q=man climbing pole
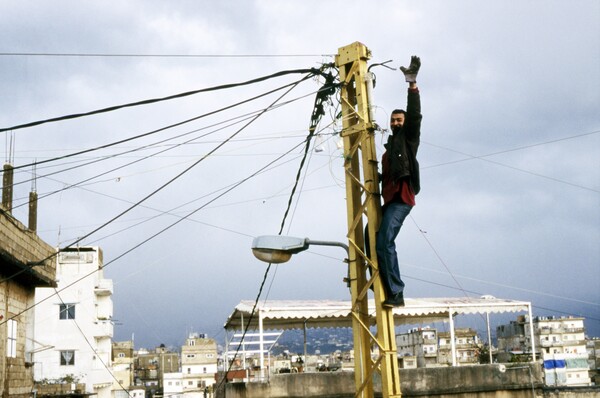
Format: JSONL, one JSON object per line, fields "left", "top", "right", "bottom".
{"left": 376, "top": 55, "right": 422, "bottom": 308}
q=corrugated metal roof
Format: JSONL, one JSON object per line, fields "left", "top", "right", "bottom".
{"left": 223, "top": 297, "right": 531, "bottom": 331}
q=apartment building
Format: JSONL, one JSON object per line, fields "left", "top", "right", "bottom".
{"left": 112, "top": 340, "right": 134, "bottom": 398}
{"left": 33, "top": 246, "right": 114, "bottom": 398}
{"left": 497, "top": 315, "right": 591, "bottom": 386}
{"left": 134, "top": 345, "right": 179, "bottom": 390}
{"left": 396, "top": 326, "right": 438, "bottom": 368}
{"left": 180, "top": 333, "right": 218, "bottom": 397}
{"left": 163, "top": 372, "right": 183, "bottom": 398}
{"left": 587, "top": 338, "right": 600, "bottom": 385}
{"left": 438, "top": 328, "right": 480, "bottom": 365}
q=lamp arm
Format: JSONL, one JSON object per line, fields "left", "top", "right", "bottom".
{"left": 306, "top": 239, "right": 349, "bottom": 257}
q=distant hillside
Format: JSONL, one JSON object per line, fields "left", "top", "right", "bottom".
{"left": 271, "top": 327, "right": 353, "bottom": 355}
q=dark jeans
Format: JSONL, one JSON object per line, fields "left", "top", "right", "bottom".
{"left": 375, "top": 202, "right": 412, "bottom": 297}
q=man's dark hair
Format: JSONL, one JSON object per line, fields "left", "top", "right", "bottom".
{"left": 391, "top": 109, "right": 406, "bottom": 115}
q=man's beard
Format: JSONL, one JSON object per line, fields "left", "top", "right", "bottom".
{"left": 392, "top": 125, "right": 403, "bottom": 134}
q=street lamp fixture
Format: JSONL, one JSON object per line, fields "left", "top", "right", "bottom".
{"left": 251, "top": 235, "right": 349, "bottom": 264}
{"left": 250, "top": 234, "right": 350, "bottom": 374}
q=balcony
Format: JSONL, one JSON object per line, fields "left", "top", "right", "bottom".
{"left": 564, "top": 327, "right": 585, "bottom": 333}
{"left": 561, "top": 340, "right": 587, "bottom": 347}
{"left": 95, "top": 279, "right": 113, "bottom": 296}
{"left": 93, "top": 319, "right": 114, "bottom": 338}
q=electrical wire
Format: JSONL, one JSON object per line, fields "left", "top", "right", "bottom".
{"left": 9, "top": 101, "right": 294, "bottom": 210}
{"left": 401, "top": 261, "right": 599, "bottom": 307}
{"left": 216, "top": 71, "right": 340, "bottom": 392}
{"left": 84, "top": 153, "right": 306, "bottom": 246}
{"left": 35, "top": 152, "right": 306, "bottom": 247}
{"left": 0, "top": 73, "right": 312, "bottom": 287}
{"left": 410, "top": 215, "right": 471, "bottom": 298}
{"left": 8, "top": 109, "right": 313, "bottom": 212}
{"left": 9, "top": 76, "right": 314, "bottom": 170}
{"left": 8, "top": 98, "right": 270, "bottom": 179}
{"left": 9, "top": 84, "right": 328, "bottom": 216}
{"left": 0, "top": 130, "right": 310, "bottom": 327}
{"left": 425, "top": 129, "right": 600, "bottom": 169}
{"left": 0, "top": 52, "right": 335, "bottom": 58}
{"left": 53, "top": 288, "right": 133, "bottom": 397}
{"left": 421, "top": 130, "right": 600, "bottom": 193}
{"left": 402, "top": 274, "right": 599, "bottom": 323}
{"left": 1, "top": 67, "right": 326, "bottom": 134}
{"left": 10, "top": 84, "right": 322, "bottom": 194}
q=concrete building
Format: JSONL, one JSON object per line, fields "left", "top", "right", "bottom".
{"left": 180, "top": 333, "right": 218, "bottom": 397}
{"left": 112, "top": 341, "right": 134, "bottom": 398}
{"left": 587, "top": 338, "right": 600, "bottom": 385}
{"left": 1, "top": 167, "right": 57, "bottom": 398}
{"left": 396, "top": 326, "right": 438, "bottom": 368}
{"left": 497, "top": 315, "right": 591, "bottom": 386}
{"left": 33, "top": 246, "right": 114, "bottom": 398}
{"left": 135, "top": 345, "right": 179, "bottom": 391}
{"left": 438, "top": 328, "right": 480, "bottom": 365}
{"left": 163, "top": 372, "right": 183, "bottom": 398}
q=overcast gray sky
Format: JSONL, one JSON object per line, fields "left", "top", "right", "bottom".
{"left": 1, "top": 0, "right": 598, "bottom": 349}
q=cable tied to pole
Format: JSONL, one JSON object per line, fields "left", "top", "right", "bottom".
{"left": 308, "top": 63, "right": 339, "bottom": 135}
{"left": 278, "top": 64, "right": 339, "bottom": 234}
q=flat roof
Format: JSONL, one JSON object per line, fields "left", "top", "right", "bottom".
{"left": 224, "top": 297, "right": 531, "bottom": 331}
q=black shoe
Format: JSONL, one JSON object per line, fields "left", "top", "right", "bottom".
{"left": 382, "top": 292, "right": 405, "bottom": 308}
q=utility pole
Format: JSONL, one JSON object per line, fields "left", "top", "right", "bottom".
{"left": 336, "top": 42, "right": 402, "bottom": 398}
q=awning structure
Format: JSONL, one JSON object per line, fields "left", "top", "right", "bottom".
{"left": 224, "top": 297, "right": 532, "bottom": 331}
{"left": 223, "top": 297, "right": 536, "bottom": 369}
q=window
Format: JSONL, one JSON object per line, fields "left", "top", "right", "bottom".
{"left": 7, "top": 319, "right": 17, "bottom": 358}
{"left": 118, "top": 353, "right": 125, "bottom": 358}
{"left": 60, "top": 350, "right": 75, "bottom": 365}
{"left": 59, "top": 304, "right": 76, "bottom": 320}
{"left": 203, "top": 367, "right": 207, "bottom": 373}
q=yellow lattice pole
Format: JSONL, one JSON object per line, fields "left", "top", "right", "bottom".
{"left": 335, "top": 42, "right": 401, "bottom": 398}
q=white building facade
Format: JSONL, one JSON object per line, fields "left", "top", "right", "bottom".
{"left": 33, "top": 247, "right": 114, "bottom": 398}
{"left": 438, "top": 328, "right": 480, "bottom": 365}
{"left": 396, "top": 327, "right": 439, "bottom": 368}
{"left": 180, "top": 333, "right": 218, "bottom": 398}
{"left": 163, "top": 372, "right": 184, "bottom": 398}
{"left": 497, "top": 315, "right": 591, "bottom": 386}
{"left": 536, "top": 316, "right": 591, "bottom": 386}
